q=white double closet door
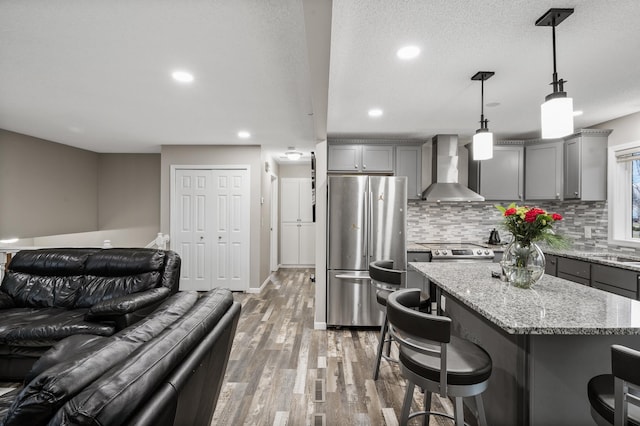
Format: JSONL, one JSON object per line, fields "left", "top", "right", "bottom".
{"left": 172, "top": 167, "right": 250, "bottom": 292}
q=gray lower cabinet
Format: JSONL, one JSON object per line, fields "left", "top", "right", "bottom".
{"left": 407, "top": 251, "right": 431, "bottom": 296}
{"left": 545, "top": 254, "right": 558, "bottom": 276}
{"left": 557, "top": 257, "right": 591, "bottom": 286}
{"left": 468, "top": 144, "right": 524, "bottom": 201}
{"left": 592, "top": 264, "right": 639, "bottom": 299}
{"left": 525, "top": 139, "right": 564, "bottom": 200}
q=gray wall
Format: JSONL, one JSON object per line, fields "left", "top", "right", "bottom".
{"left": 160, "top": 145, "right": 263, "bottom": 289}
{"left": 279, "top": 163, "right": 311, "bottom": 179}
{"left": 98, "top": 154, "right": 160, "bottom": 230}
{"left": 595, "top": 110, "right": 640, "bottom": 147}
{"left": 0, "top": 129, "right": 98, "bottom": 239}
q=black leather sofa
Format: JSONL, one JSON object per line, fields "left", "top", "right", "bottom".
{"left": 0, "top": 288, "right": 241, "bottom": 426}
{"left": 0, "top": 248, "right": 181, "bottom": 380}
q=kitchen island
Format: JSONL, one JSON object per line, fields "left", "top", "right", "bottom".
{"left": 409, "top": 262, "right": 640, "bottom": 426}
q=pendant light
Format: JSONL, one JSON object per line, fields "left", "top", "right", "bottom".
{"left": 536, "top": 8, "right": 574, "bottom": 139}
{"left": 471, "top": 71, "right": 495, "bottom": 161}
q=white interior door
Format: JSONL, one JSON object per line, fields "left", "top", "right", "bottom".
{"left": 174, "top": 169, "right": 214, "bottom": 291}
{"left": 212, "top": 169, "right": 250, "bottom": 291}
{"left": 173, "top": 167, "right": 250, "bottom": 292}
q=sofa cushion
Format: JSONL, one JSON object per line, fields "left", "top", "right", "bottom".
{"left": 6, "top": 249, "right": 95, "bottom": 276}
{"left": 71, "top": 249, "right": 168, "bottom": 308}
{"left": 73, "top": 272, "right": 160, "bottom": 308}
{"left": 0, "top": 308, "right": 115, "bottom": 346}
{"left": 52, "top": 289, "right": 233, "bottom": 425}
{"left": 1, "top": 272, "right": 83, "bottom": 309}
{"left": 0, "top": 291, "right": 199, "bottom": 426}
{"left": 83, "top": 249, "right": 166, "bottom": 276}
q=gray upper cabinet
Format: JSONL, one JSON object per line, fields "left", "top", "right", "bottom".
{"left": 563, "top": 129, "right": 611, "bottom": 201}
{"left": 525, "top": 139, "right": 564, "bottom": 200}
{"left": 328, "top": 144, "right": 393, "bottom": 173}
{"left": 468, "top": 143, "right": 524, "bottom": 201}
{"left": 328, "top": 145, "right": 361, "bottom": 172}
{"left": 395, "top": 145, "right": 422, "bottom": 199}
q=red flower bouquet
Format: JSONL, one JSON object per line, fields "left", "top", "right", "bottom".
{"left": 497, "top": 203, "right": 567, "bottom": 248}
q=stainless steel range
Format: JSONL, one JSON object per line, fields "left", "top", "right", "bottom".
{"left": 423, "top": 243, "right": 494, "bottom": 262}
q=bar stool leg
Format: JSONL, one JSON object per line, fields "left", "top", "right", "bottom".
{"left": 454, "top": 397, "right": 464, "bottom": 426}
{"left": 373, "top": 311, "right": 388, "bottom": 380}
{"left": 475, "top": 394, "right": 488, "bottom": 426}
{"left": 422, "top": 390, "right": 432, "bottom": 426}
{"left": 400, "top": 380, "right": 415, "bottom": 425}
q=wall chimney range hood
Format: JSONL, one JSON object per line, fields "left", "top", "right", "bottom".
{"left": 421, "top": 134, "right": 485, "bottom": 202}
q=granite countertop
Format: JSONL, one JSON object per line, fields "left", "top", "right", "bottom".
{"left": 408, "top": 241, "right": 640, "bottom": 271}
{"left": 409, "top": 262, "right": 640, "bottom": 336}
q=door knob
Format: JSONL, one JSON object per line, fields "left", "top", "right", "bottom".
{"left": 199, "top": 236, "right": 204, "bottom": 240}
{"left": 218, "top": 236, "right": 222, "bottom": 239}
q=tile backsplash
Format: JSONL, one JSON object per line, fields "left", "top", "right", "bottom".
{"left": 407, "top": 200, "right": 640, "bottom": 255}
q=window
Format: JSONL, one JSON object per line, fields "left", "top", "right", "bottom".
{"left": 610, "top": 142, "right": 640, "bottom": 247}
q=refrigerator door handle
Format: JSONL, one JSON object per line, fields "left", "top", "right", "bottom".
{"left": 335, "top": 274, "right": 371, "bottom": 280}
{"left": 363, "top": 190, "right": 368, "bottom": 262}
{"left": 368, "top": 190, "right": 373, "bottom": 263}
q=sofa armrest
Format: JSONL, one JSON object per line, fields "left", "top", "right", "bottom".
{"left": 86, "top": 287, "right": 172, "bottom": 320}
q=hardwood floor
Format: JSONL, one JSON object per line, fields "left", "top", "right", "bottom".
{"left": 212, "top": 268, "right": 454, "bottom": 425}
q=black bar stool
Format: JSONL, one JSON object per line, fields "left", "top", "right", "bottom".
{"left": 588, "top": 344, "right": 640, "bottom": 425}
{"left": 387, "top": 288, "right": 492, "bottom": 426}
{"left": 369, "top": 261, "right": 430, "bottom": 381}
{"left": 369, "top": 260, "right": 404, "bottom": 380}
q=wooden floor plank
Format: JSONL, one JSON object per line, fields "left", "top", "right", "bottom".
{"left": 211, "top": 268, "right": 458, "bottom": 425}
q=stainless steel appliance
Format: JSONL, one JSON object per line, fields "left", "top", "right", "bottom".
{"left": 424, "top": 243, "right": 494, "bottom": 262}
{"left": 421, "top": 134, "right": 485, "bottom": 202}
{"left": 327, "top": 175, "right": 407, "bottom": 327}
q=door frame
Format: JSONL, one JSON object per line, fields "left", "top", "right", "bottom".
{"left": 270, "top": 173, "right": 279, "bottom": 272}
{"left": 170, "top": 164, "right": 251, "bottom": 290}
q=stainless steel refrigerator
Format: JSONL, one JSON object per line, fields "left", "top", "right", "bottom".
{"left": 327, "top": 175, "right": 407, "bottom": 326}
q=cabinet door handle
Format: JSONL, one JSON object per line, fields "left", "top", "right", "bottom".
{"left": 354, "top": 164, "right": 359, "bottom": 169}
{"left": 363, "top": 164, "right": 367, "bottom": 169}
{"left": 574, "top": 191, "right": 579, "bottom": 196}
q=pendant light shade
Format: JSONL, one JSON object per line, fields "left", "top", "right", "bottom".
{"left": 536, "top": 8, "right": 574, "bottom": 139}
{"left": 471, "top": 71, "right": 495, "bottom": 161}
{"left": 473, "top": 130, "right": 494, "bottom": 161}
{"left": 541, "top": 94, "right": 573, "bottom": 139}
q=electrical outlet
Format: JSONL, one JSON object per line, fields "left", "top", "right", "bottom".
{"left": 585, "top": 226, "right": 592, "bottom": 239}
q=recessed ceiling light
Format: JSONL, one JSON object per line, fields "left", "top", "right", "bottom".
{"left": 573, "top": 110, "right": 584, "bottom": 116}
{"left": 368, "top": 108, "right": 383, "bottom": 118}
{"left": 171, "top": 70, "right": 194, "bottom": 83}
{"left": 397, "top": 46, "right": 420, "bottom": 60}
{"left": 238, "top": 131, "right": 251, "bottom": 139}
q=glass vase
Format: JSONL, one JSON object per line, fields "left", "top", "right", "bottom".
{"left": 500, "top": 240, "right": 546, "bottom": 289}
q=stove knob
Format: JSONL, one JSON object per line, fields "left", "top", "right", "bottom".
{"left": 442, "top": 250, "right": 448, "bottom": 255}
{"left": 434, "top": 250, "right": 440, "bottom": 255}
{"left": 484, "top": 250, "right": 490, "bottom": 255}
{"left": 476, "top": 250, "right": 482, "bottom": 255}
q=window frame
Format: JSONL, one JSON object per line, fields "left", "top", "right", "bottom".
{"left": 609, "top": 141, "right": 640, "bottom": 248}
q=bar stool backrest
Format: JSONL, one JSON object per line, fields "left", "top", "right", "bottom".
{"left": 369, "top": 260, "right": 405, "bottom": 290}
{"left": 387, "top": 288, "right": 452, "bottom": 396}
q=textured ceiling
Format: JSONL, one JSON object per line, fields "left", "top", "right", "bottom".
{"left": 0, "top": 0, "right": 639, "bottom": 159}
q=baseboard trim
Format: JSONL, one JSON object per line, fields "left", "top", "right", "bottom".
{"left": 246, "top": 273, "right": 272, "bottom": 294}
{"left": 314, "top": 322, "right": 327, "bottom": 330}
